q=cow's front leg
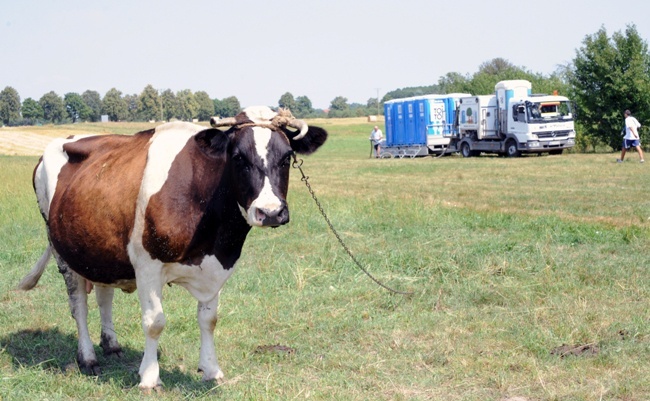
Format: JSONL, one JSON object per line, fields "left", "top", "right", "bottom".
{"left": 55, "top": 254, "right": 99, "bottom": 375}
{"left": 95, "top": 285, "right": 123, "bottom": 358}
{"left": 197, "top": 295, "right": 224, "bottom": 382}
{"left": 136, "top": 265, "right": 165, "bottom": 389}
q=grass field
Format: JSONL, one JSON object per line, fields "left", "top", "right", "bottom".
{"left": 1, "top": 120, "right": 649, "bottom": 400}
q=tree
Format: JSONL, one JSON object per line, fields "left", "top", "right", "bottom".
{"left": 0, "top": 86, "right": 21, "bottom": 126}
{"left": 295, "top": 95, "right": 313, "bottom": 117}
{"left": 176, "top": 89, "right": 198, "bottom": 121}
{"left": 213, "top": 96, "right": 241, "bottom": 118}
{"left": 137, "top": 84, "right": 162, "bottom": 122}
{"left": 39, "top": 91, "right": 66, "bottom": 123}
{"left": 194, "top": 91, "right": 214, "bottom": 121}
{"left": 102, "top": 88, "right": 128, "bottom": 122}
{"left": 22, "top": 97, "right": 44, "bottom": 122}
{"left": 328, "top": 96, "right": 350, "bottom": 117}
{"left": 278, "top": 92, "right": 297, "bottom": 112}
{"left": 569, "top": 24, "right": 650, "bottom": 150}
{"left": 329, "top": 96, "right": 349, "bottom": 112}
{"left": 124, "top": 94, "right": 138, "bottom": 122}
{"left": 160, "top": 89, "right": 178, "bottom": 121}
{"left": 469, "top": 58, "right": 531, "bottom": 95}
{"left": 437, "top": 72, "right": 471, "bottom": 94}
{"left": 82, "top": 90, "right": 103, "bottom": 122}
{"left": 64, "top": 92, "right": 91, "bottom": 123}
{"left": 366, "top": 97, "right": 380, "bottom": 116}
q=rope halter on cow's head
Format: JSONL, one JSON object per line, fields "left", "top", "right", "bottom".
{"left": 210, "top": 106, "right": 309, "bottom": 140}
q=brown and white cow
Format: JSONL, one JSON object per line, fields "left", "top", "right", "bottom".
{"left": 18, "top": 106, "right": 327, "bottom": 389}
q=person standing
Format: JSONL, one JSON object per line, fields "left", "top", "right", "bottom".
{"left": 618, "top": 109, "right": 645, "bottom": 163}
{"left": 369, "top": 125, "right": 383, "bottom": 158}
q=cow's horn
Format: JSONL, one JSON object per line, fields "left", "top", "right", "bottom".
{"left": 210, "top": 116, "right": 238, "bottom": 128}
{"left": 287, "top": 119, "right": 308, "bottom": 140}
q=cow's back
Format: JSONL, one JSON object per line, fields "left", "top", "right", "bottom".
{"left": 43, "top": 131, "right": 154, "bottom": 284}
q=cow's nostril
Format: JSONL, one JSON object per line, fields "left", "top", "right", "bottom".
{"left": 257, "top": 205, "right": 289, "bottom": 227}
{"left": 255, "top": 208, "right": 266, "bottom": 223}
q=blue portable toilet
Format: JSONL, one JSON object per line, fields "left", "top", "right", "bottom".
{"left": 383, "top": 101, "right": 393, "bottom": 144}
{"left": 382, "top": 93, "right": 470, "bottom": 157}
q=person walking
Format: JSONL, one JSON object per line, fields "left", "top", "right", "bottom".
{"left": 369, "top": 125, "right": 383, "bottom": 158}
{"left": 617, "top": 109, "right": 645, "bottom": 163}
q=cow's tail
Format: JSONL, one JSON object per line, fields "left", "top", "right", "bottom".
{"left": 18, "top": 245, "right": 52, "bottom": 291}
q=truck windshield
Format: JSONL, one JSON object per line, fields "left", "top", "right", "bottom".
{"left": 527, "top": 101, "right": 573, "bottom": 123}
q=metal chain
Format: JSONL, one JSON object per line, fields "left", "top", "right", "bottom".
{"left": 292, "top": 155, "right": 413, "bottom": 296}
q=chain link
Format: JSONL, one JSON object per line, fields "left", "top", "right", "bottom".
{"left": 292, "top": 154, "right": 413, "bottom": 295}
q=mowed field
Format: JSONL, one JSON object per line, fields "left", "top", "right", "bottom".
{"left": 1, "top": 120, "right": 649, "bottom": 400}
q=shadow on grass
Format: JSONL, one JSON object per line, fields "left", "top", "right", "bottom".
{"left": 0, "top": 328, "right": 223, "bottom": 395}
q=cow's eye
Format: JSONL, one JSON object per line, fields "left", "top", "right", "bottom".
{"left": 232, "top": 153, "right": 248, "bottom": 169}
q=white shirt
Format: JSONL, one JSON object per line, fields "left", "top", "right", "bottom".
{"left": 370, "top": 128, "right": 383, "bottom": 143}
{"left": 625, "top": 116, "right": 641, "bottom": 140}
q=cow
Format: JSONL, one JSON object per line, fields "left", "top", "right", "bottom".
{"left": 18, "top": 106, "right": 327, "bottom": 389}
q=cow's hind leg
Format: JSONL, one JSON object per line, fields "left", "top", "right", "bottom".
{"left": 197, "top": 295, "right": 224, "bottom": 382}
{"left": 95, "top": 286, "right": 123, "bottom": 358}
{"left": 55, "top": 253, "right": 100, "bottom": 375}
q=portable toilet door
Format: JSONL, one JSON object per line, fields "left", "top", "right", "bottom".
{"left": 384, "top": 101, "right": 394, "bottom": 146}
{"left": 404, "top": 99, "right": 416, "bottom": 145}
{"left": 393, "top": 102, "right": 406, "bottom": 146}
{"left": 413, "top": 98, "right": 427, "bottom": 145}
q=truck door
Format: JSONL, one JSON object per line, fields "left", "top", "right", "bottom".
{"left": 509, "top": 103, "right": 528, "bottom": 135}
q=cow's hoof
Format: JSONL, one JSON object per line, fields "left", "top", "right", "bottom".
{"left": 199, "top": 367, "right": 225, "bottom": 384}
{"left": 100, "top": 334, "right": 123, "bottom": 358}
{"left": 140, "top": 384, "right": 163, "bottom": 394}
{"left": 77, "top": 359, "right": 101, "bottom": 376}
{"left": 102, "top": 346, "right": 124, "bottom": 358}
{"left": 138, "top": 371, "right": 163, "bottom": 391}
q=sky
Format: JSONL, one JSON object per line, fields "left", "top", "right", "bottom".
{"left": 2, "top": 0, "right": 650, "bottom": 110}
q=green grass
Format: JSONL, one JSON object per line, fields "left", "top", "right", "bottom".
{"left": 1, "top": 120, "right": 650, "bottom": 400}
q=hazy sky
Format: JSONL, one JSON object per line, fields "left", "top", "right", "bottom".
{"left": 2, "top": 0, "right": 649, "bottom": 109}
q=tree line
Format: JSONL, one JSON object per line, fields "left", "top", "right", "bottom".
{"left": 0, "top": 85, "right": 381, "bottom": 127}
{"left": 1, "top": 24, "right": 649, "bottom": 151}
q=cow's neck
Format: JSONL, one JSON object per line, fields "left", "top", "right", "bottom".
{"left": 183, "top": 165, "right": 251, "bottom": 270}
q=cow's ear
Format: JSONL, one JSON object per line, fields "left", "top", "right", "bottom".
{"left": 285, "top": 126, "right": 328, "bottom": 155}
{"left": 195, "top": 128, "right": 230, "bottom": 158}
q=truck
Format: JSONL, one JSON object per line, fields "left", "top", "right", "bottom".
{"left": 379, "top": 80, "right": 576, "bottom": 158}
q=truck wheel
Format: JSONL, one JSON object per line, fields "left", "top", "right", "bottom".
{"left": 506, "top": 140, "right": 520, "bottom": 157}
{"left": 461, "top": 142, "right": 473, "bottom": 158}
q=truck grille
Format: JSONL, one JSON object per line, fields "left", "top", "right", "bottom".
{"left": 536, "top": 131, "right": 570, "bottom": 139}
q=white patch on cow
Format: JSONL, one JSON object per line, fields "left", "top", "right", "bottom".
{"left": 129, "top": 121, "right": 205, "bottom": 258}
{"left": 140, "top": 122, "right": 205, "bottom": 199}
{"left": 240, "top": 177, "right": 282, "bottom": 227}
{"left": 36, "top": 135, "right": 95, "bottom": 216}
{"left": 243, "top": 106, "right": 277, "bottom": 124}
{"left": 253, "top": 126, "right": 272, "bottom": 168}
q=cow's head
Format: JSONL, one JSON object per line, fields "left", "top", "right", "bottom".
{"left": 195, "top": 106, "right": 327, "bottom": 228}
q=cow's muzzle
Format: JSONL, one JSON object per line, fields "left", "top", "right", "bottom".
{"left": 255, "top": 204, "right": 290, "bottom": 227}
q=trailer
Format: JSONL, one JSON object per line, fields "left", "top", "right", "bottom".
{"left": 381, "top": 93, "right": 470, "bottom": 158}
